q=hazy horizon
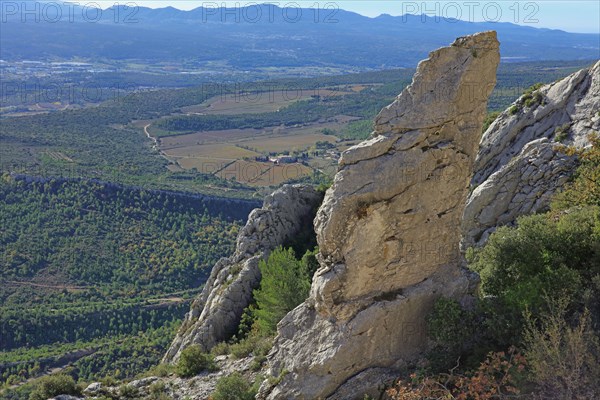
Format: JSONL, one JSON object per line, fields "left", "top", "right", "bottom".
{"left": 89, "top": 0, "right": 600, "bottom": 34}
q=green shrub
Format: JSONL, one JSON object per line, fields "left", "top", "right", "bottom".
{"left": 176, "top": 345, "right": 217, "bottom": 378}
{"left": 554, "top": 123, "right": 571, "bottom": 142}
{"left": 211, "top": 341, "right": 231, "bottom": 356}
{"left": 212, "top": 372, "right": 256, "bottom": 400}
{"left": 149, "top": 381, "right": 168, "bottom": 399}
{"left": 425, "top": 298, "right": 482, "bottom": 371}
{"left": 253, "top": 247, "right": 311, "bottom": 334}
{"left": 301, "top": 248, "right": 320, "bottom": 282}
{"left": 316, "top": 180, "right": 332, "bottom": 193}
{"left": 267, "top": 369, "right": 289, "bottom": 386}
{"left": 508, "top": 83, "right": 544, "bottom": 115}
{"left": 553, "top": 133, "right": 600, "bottom": 209}
{"left": 468, "top": 206, "right": 600, "bottom": 341}
{"left": 145, "top": 363, "right": 175, "bottom": 378}
{"left": 482, "top": 111, "right": 500, "bottom": 133}
{"left": 523, "top": 82, "right": 544, "bottom": 97}
{"left": 250, "top": 355, "right": 267, "bottom": 372}
{"left": 236, "top": 304, "right": 257, "bottom": 340}
{"left": 229, "top": 334, "right": 272, "bottom": 360}
{"left": 99, "top": 375, "right": 118, "bottom": 386}
{"left": 249, "top": 337, "right": 273, "bottom": 371}
{"left": 523, "top": 92, "right": 543, "bottom": 107}
{"left": 427, "top": 299, "right": 473, "bottom": 347}
{"left": 524, "top": 298, "right": 600, "bottom": 399}
{"left": 119, "top": 383, "right": 139, "bottom": 398}
{"left": 29, "top": 374, "right": 80, "bottom": 400}
{"left": 149, "top": 381, "right": 166, "bottom": 394}
{"left": 229, "top": 337, "right": 257, "bottom": 359}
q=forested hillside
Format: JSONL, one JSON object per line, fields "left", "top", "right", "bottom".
{"left": 0, "top": 176, "right": 253, "bottom": 288}
{"left": 0, "top": 176, "right": 257, "bottom": 392}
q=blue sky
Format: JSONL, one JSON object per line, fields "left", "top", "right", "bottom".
{"left": 92, "top": 1, "right": 600, "bottom": 33}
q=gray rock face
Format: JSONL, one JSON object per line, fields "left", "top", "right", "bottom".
{"left": 160, "top": 356, "right": 259, "bottom": 400}
{"left": 83, "top": 382, "right": 102, "bottom": 395}
{"left": 462, "top": 60, "right": 600, "bottom": 249}
{"left": 163, "top": 184, "right": 323, "bottom": 363}
{"left": 260, "top": 31, "right": 500, "bottom": 400}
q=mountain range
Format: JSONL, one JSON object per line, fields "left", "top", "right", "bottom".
{"left": 1, "top": 2, "right": 598, "bottom": 68}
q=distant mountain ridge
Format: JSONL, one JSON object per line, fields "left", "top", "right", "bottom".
{"left": 1, "top": 2, "right": 598, "bottom": 67}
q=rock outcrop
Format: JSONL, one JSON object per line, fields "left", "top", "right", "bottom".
{"left": 260, "top": 31, "right": 500, "bottom": 399}
{"left": 462, "top": 60, "right": 600, "bottom": 249}
{"left": 83, "top": 356, "right": 260, "bottom": 400}
{"left": 163, "top": 184, "right": 323, "bottom": 363}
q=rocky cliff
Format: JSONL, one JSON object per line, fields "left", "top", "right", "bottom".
{"left": 72, "top": 35, "right": 598, "bottom": 400}
{"left": 163, "top": 184, "right": 323, "bottom": 363}
{"left": 462, "top": 60, "right": 600, "bottom": 249}
{"left": 259, "top": 31, "right": 501, "bottom": 399}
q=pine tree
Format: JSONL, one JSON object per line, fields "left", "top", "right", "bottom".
{"left": 253, "top": 247, "right": 310, "bottom": 334}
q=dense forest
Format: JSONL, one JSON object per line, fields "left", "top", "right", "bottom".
{"left": 0, "top": 177, "right": 257, "bottom": 391}
{"left": 0, "top": 177, "right": 255, "bottom": 289}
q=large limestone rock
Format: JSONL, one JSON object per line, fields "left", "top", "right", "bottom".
{"left": 462, "top": 60, "right": 600, "bottom": 249}
{"left": 260, "top": 31, "right": 500, "bottom": 399}
{"left": 163, "top": 184, "right": 323, "bottom": 363}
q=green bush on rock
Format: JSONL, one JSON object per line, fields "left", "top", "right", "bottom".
{"left": 212, "top": 372, "right": 257, "bottom": 400}
{"left": 29, "top": 374, "right": 80, "bottom": 400}
{"left": 176, "top": 345, "right": 217, "bottom": 378}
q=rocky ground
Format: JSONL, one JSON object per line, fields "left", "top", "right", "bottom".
{"left": 51, "top": 355, "right": 259, "bottom": 400}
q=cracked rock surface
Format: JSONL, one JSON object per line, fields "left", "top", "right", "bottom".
{"left": 462, "top": 60, "right": 600, "bottom": 249}
{"left": 259, "top": 31, "right": 500, "bottom": 400}
{"left": 163, "top": 184, "right": 323, "bottom": 363}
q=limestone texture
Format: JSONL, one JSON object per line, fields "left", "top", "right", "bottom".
{"left": 259, "top": 31, "right": 501, "bottom": 399}
{"left": 163, "top": 184, "right": 323, "bottom": 363}
{"left": 462, "top": 60, "right": 600, "bottom": 249}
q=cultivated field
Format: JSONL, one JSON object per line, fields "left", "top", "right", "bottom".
{"left": 144, "top": 79, "right": 372, "bottom": 187}
{"left": 162, "top": 143, "right": 260, "bottom": 159}
{"left": 150, "top": 114, "right": 362, "bottom": 186}
{"left": 159, "top": 128, "right": 268, "bottom": 148}
{"left": 243, "top": 133, "right": 336, "bottom": 153}
{"left": 213, "top": 160, "right": 313, "bottom": 186}
{"left": 180, "top": 87, "right": 362, "bottom": 115}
